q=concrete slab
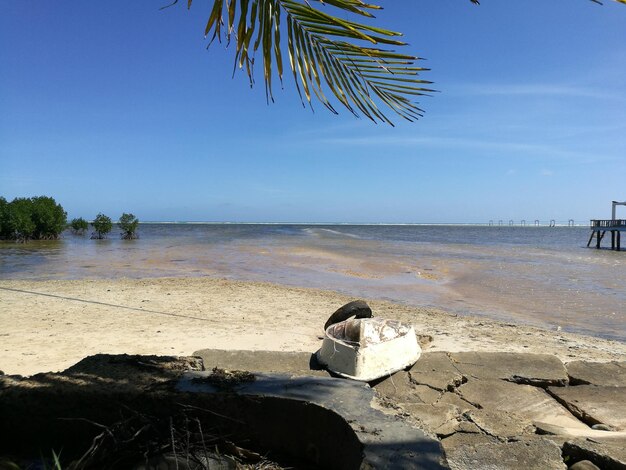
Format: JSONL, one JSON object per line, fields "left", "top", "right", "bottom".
{"left": 178, "top": 371, "right": 448, "bottom": 469}
{"left": 457, "top": 379, "right": 588, "bottom": 431}
{"left": 192, "top": 348, "right": 330, "bottom": 377}
{"left": 436, "top": 392, "right": 479, "bottom": 414}
{"left": 441, "top": 434, "right": 566, "bottom": 470}
{"left": 463, "top": 409, "right": 535, "bottom": 439}
{"left": 566, "top": 361, "right": 626, "bottom": 387}
{"left": 450, "top": 352, "right": 568, "bottom": 386}
{"left": 408, "top": 353, "right": 465, "bottom": 392}
{"left": 1, "top": 354, "right": 447, "bottom": 469}
{"left": 401, "top": 403, "right": 464, "bottom": 438}
{"left": 373, "top": 370, "right": 442, "bottom": 404}
{"left": 548, "top": 385, "right": 626, "bottom": 431}
{"left": 563, "top": 438, "right": 626, "bottom": 469}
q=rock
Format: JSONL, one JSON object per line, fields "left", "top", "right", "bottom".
{"left": 463, "top": 409, "right": 535, "bottom": 439}
{"left": 568, "top": 460, "right": 600, "bottom": 470}
{"left": 548, "top": 385, "right": 626, "bottom": 431}
{"left": 592, "top": 423, "right": 614, "bottom": 431}
{"left": 566, "top": 361, "right": 626, "bottom": 386}
{"left": 563, "top": 438, "right": 626, "bottom": 469}
{"left": 442, "top": 434, "right": 567, "bottom": 470}
{"left": 534, "top": 422, "right": 626, "bottom": 439}
{"left": 324, "top": 300, "right": 372, "bottom": 330}
{"left": 457, "top": 379, "right": 588, "bottom": 431}
{"left": 408, "top": 352, "right": 465, "bottom": 392}
{"left": 450, "top": 352, "right": 568, "bottom": 387}
{"left": 417, "top": 334, "right": 434, "bottom": 349}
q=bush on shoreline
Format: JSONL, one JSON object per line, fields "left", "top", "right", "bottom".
{"left": 70, "top": 217, "right": 89, "bottom": 235}
{"left": 119, "top": 213, "right": 139, "bottom": 239}
{"left": 0, "top": 196, "right": 67, "bottom": 242}
{"left": 91, "top": 213, "right": 113, "bottom": 239}
{"left": 0, "top": 196, "right": 140, "bottom": 242}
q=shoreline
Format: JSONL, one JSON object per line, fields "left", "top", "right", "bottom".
{"left": 1, "top": 277, "right": 625, "bottom": 376}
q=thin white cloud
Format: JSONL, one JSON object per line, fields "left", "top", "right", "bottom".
{"left": 540, "top": 169, "right": 554, "bottom": 177}
{"left": 317, "top": 134, "right": 625, "bottom": 165}
{"left": 321, "top": 134, "right": 577, "bottom": 156}
{"left": 450, "top": 83, "right": 625, "bottom": 101}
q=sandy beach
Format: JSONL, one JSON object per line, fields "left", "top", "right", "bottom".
{"left": 1, "top": 277, "right": 625, "bottom": 376}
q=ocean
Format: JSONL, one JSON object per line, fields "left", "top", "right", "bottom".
{"left": 1, "top": 223, "right": 624, "bottom": 342}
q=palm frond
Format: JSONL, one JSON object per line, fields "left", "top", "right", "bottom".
{"left": 181, "top": 0, "right": 625, "bottom": 124}
{"left": 187, "top": 0, "right": 431, "bottom": 124}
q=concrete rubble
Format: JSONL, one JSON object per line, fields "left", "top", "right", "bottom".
{"left": 1, "top": 349, "right": 625, "bottom": 469}
{"left": 370, "top": 351, "right": 626, "bottom": 470}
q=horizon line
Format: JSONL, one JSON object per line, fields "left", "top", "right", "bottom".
{"left": 132, "top": 221, "right": 590, "bottom": 227}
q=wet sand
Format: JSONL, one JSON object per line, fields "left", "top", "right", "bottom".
{"left": 2, "top": 225, "right": 624, "bottom": 342}
{"left": 1, "top": 277, "right": 625, "bottom": 376}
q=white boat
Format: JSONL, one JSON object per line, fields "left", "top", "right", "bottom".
{"left": 316, "top": 317, "right": 421, "bottom": 382}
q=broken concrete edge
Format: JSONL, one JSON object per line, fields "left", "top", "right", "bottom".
{"left": 564, "top": 360, "right": 626, "bottom": 387}
{"left": 191, "top": 348, "right": 626, "bottom": 468}
{"left": 4, "top": 351, "right": 626, "bottom": 469}
{"left": 0, "top": 353, "right": 447, "bottom": 470}
{"left": 546, "top": 385, "right": 626, "bottom": 432}
{"left": 369, "top": 352, "right": 626, "bottom": 469}
{"left": 562, "top": 439, "right": 626, "bottom": 470}
{"left": 177, "top": 371, "right": 447, "bottom": 470}
{"left": 441, "top": 434, "right": 569, "bottom": 470}
{"left": 447, "top": 352, "right": 570, "bottom": 387}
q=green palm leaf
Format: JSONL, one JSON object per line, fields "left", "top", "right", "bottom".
{"left": 178, "top": 0, "right": 624, "bottom": 124}
{"left": 186, "top": 0, "right": 431, "bottom": 124}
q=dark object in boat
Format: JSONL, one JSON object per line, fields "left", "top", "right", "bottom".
{"left": 324, "top": 300, "right": 373, "bottom": 330}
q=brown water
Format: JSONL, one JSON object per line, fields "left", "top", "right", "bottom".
{"left": 0, "top": 224, "right": 624, "bottom": 342}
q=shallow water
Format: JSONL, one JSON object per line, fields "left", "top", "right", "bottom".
{"left": 1, "top": 224, "right": 624, "bottom": 342}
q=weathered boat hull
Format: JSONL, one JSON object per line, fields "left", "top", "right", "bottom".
{"left": 317, "top": 318, "right": 421, "bottom": 382}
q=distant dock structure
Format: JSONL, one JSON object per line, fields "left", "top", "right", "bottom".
{"left": 588, "top": 200, "right": 626, "bottom": 251}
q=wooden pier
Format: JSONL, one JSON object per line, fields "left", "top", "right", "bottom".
{"left": 587, "top": 219, "right": 626, "bottom": 250}
{"left": 588, "top": 200, "right": 626, "bottom": 251}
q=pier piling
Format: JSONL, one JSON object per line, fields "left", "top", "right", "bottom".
{"left": 588, "top": 220, "right": 624, "bottom": 251}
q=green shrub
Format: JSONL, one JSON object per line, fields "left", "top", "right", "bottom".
{"left": 0, "top": 197, "right": 10, "bottom": 239}
{"left": 0, "top": 196, "right": 67, "bottom": 242}
{"left": 118, "top": 213, "right": 139, "bottom": 239}
{"left": 91, "top": 213, "right": 113, "bottom": 239}
{"left": 30, "top": 196, "right": 67, "bottom": 239}
{"left": 70, "top": 217, "right": 89, "bottom": 235}
{"left": 6, "top": 198, "right": 35, "bottom": 241}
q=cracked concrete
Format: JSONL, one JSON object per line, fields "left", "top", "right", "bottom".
{"left": 372, "top": 353, "right": 626, "bottom": 469}
{"left": 449, "top": 352, "right": 569, "bottom": 387}
{"left": 441, "top": 434, "right": 567, "bottom": 470}
{"left": 462, "top": 409, "right": 535, "bottom": 440}
{"left": 2, "top": 349, "right": 625, "bottom": 469}
{"left": 456, "top": 379, "right": 588, "bottom": 431}
{"left": 548, "top": 385, "right": 626, "bottom": 431}
{"left": 406, "top": 352, "right": 466, "bottom": 392}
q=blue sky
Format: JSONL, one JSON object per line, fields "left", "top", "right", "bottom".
{"left": 1, "top": 0, "right": 625, "bottom": 223}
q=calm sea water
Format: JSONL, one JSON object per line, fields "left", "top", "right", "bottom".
{"left": 1, "top": 224, "right": 624, "bottom": 342}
